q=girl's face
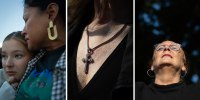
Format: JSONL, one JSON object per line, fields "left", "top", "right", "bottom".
{"left": 1, "top": 39, "right": 32, "bottom": 81}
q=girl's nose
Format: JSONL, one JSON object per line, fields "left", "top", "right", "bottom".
{"left": 5, "top": 57, "right": 14, "bottom": 68}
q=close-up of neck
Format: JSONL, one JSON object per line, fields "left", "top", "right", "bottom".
{"left": 154, "top": 67, "right": 181, "bottom": 85}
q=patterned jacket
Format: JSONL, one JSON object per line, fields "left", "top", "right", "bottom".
{"left": 17, "top": 49, "right": 66, "bottom": 100}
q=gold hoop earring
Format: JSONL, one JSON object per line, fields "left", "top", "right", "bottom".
{"left": 47, "top": 21, "right": 58, "bottom": 40}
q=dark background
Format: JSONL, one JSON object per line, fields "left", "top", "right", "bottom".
{"left": 136, "top": 0, "right": 200, "bottom": 84}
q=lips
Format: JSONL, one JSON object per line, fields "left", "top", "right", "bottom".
{"left": 6, "top": 71, "right": 17, "bottom": 76}
{"left": 162, "top": 54, "right": 172, "bottom": 58}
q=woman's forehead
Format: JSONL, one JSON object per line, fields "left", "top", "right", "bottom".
{"left": 154, "top": 41, "right": 181, "bottom": 49}
{"left": 159, "top": 41, "right": 178, "bottom": 45}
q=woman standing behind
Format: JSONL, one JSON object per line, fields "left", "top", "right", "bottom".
{"left": 16, "top": 0, "right": 66, "bottom": 100}
{"left": 0, "top": 31, "right": 33, "bottom": 100}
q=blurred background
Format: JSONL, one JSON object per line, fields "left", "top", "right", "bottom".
{"left": 0, "top": 1, "right": 24, "bottom": 47}
{"left": 136, "top": 0, "right": 200, "bottom": 84}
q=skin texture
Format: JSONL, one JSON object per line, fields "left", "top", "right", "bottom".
{"left": 1, "top": 39, "right": 32, "bottom": 87}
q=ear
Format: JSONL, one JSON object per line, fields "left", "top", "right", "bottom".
{"left": 46, "top": 3, "right": 59, "bottom": 21}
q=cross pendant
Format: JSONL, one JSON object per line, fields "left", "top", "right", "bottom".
{"left": 82, "top": 50, "right": 94, "bottom": 74}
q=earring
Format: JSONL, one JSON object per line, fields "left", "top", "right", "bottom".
{"left": 181, "top": 70, "right": 187, "bottom": 78}
{"left": 47, "top": 20, "right": 58, "bottom": 40}
{"left": 147, "top": 69, "right": 155, "bottom": 78}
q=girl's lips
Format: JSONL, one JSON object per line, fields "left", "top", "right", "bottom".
{"left": 6, "top": 71, "right": 17, "bottom": 76}
{"left": 162, "top": 54, "right": 172, "bottom": 58}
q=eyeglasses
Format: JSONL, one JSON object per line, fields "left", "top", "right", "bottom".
{"left": 154, "top": 43, "right": 181, "bottom": 52}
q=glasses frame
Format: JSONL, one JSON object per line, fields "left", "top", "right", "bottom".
{"left": 154, "top": 43, "right": 182, "bottom": 52}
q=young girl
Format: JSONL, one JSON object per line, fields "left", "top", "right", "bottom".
{"left": 0, "top": 31, "right": 33, "bottom": 100}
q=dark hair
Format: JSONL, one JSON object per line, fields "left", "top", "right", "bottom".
{"left": 68, "top": 0, "right": 94, "bottom": 59}
{"left": 24, "top": 0, "right": 66, "bottom": 23}
{"left": 109, "top": 0, "right": 133, "bottom": 24}
{"left": 68, "top": 0, "right": 94, "bottom": 30}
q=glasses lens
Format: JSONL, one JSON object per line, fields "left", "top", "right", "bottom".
{"left": 156, "top": 45, "right": 165, "bottom": 51}
{"left": 170, "top": 45, "right": 180, "bottom": 51}
{"left": 155, "top": 44, "right": 180, "bottom": 52}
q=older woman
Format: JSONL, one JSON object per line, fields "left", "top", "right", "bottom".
{"left": 136, "top": 40, "right": 200, "bottom": 100}
{"left": 151, "top": 40, "right": 187, "bottom": 85}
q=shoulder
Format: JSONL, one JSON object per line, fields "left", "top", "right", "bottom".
{"left": 179, "top": 83, "right": 200, "bottom": 98}
{"left": 55, "top": 51, "right": 66, "bottom": 69}
{"left": 0, "top": 81, "right": 15, "bottom": 100}
{"left": 123, "top": 25, "right": 133, "bottom": 57}
{"left": 136, "top": 82, "right": 147, "bottom": 87}
{"left": 135, "top": 82, "right": 150, "bottom": 99}
{"left": 186, "top": 83, "right": 200, "bottom": 90}
{"left": 135, "top": 82, "right": 149, "bottom": 91}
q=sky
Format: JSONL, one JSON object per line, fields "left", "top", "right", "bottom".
{"left": 0, "top": 1, "right": 24, "bottom": 47}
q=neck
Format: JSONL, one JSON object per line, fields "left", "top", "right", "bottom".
{"left": 88, "top": 20, "right": 111, "bottom": 34}
{"left": 154, "top": 66, "right": 181, "bottom": 85}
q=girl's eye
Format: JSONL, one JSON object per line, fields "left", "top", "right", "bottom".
{"left": 1, "top": 54, "right": 7, "bottom": 60}
{"left": 15, "top": 54, "right": 23, "bottom": 59}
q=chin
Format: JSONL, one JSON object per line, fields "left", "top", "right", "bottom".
{"left": 162, "top": 60, "right": 172, "bottom": 63}
{"left": 159, "top": 62, "right": 173, "bottom": 67}
{"left": 161, "top": 59, "right": 173, "bottom": 63}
